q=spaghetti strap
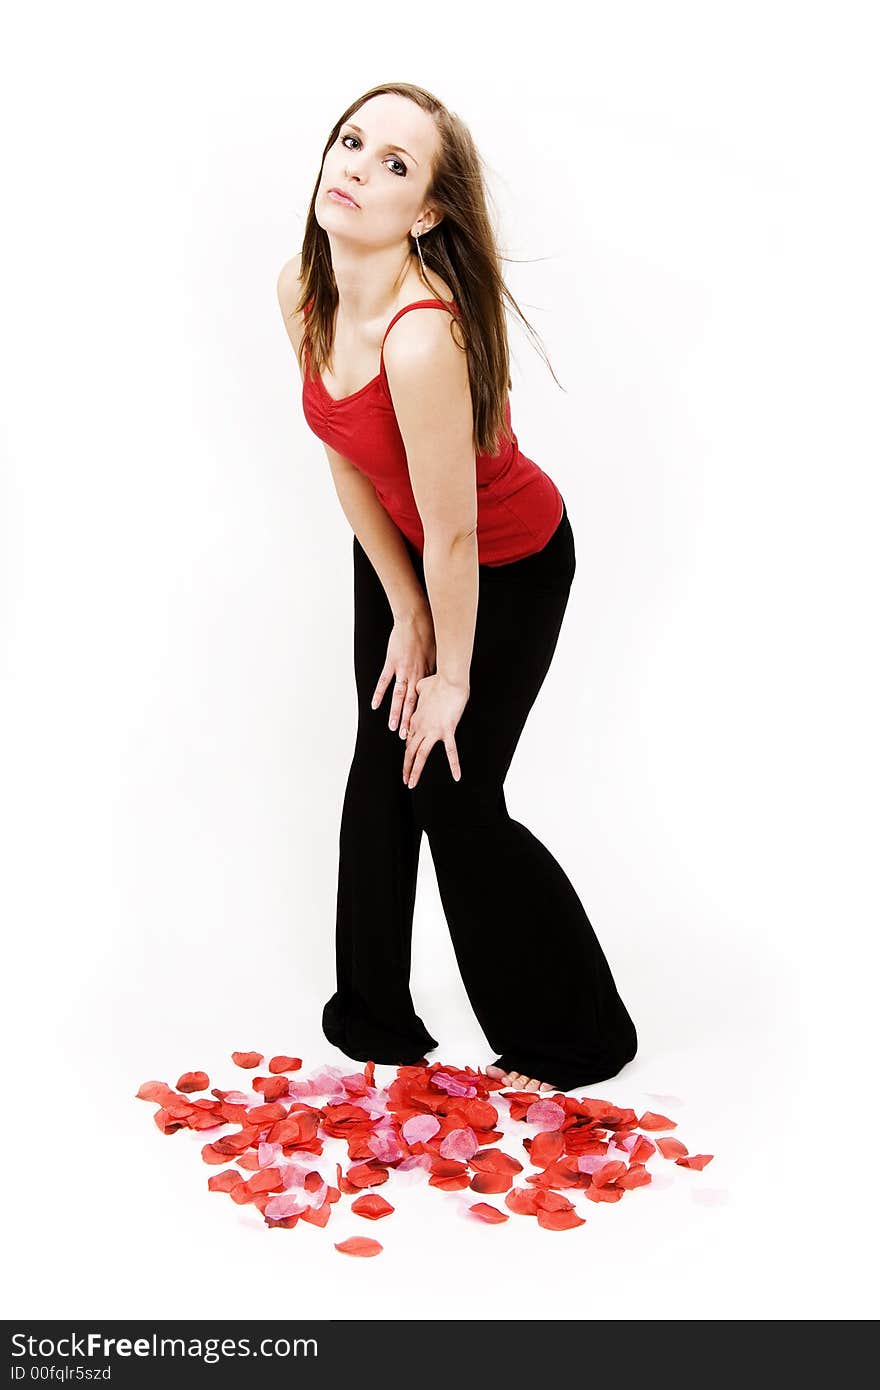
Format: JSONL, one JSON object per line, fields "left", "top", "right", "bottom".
{"left": 380, "top": 298, "right": 459, "bottom": 353}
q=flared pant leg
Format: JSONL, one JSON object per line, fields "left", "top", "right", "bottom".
{"left": 405, "top": 503, "right": 638, "bottom": 1092}
{"left": 321, "top": 532, "right": 439, "bottom": 1065}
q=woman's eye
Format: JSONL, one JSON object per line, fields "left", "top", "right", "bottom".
{"left": 340, "top": 133, "right": 406, "bottom": 176}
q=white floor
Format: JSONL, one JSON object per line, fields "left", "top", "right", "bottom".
{"left": 5, "top": 866, "right": 873, "bottom": 1321}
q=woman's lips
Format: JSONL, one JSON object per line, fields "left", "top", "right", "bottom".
{"left": 328, "top": 189, "right": 359, "bottom": 208}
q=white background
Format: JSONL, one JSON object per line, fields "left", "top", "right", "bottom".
{"left": 2, "top": 0, "right": 877, "bottom": 1321}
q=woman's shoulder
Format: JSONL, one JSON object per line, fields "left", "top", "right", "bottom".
{"left": 276, "top": 251, "right": 305, "bottom": 352}
{"left": 382, "top": 273, "right": 462, "bottom": 367}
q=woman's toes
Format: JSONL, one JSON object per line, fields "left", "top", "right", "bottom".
{"left": 539, "top": 1081, "right": 555, "bottom": 1092}
{"left": 485, "top": 1065, "right": 508, "bottom": 1082}
{"left": 523, "top": 1077, "right": 541, "bottom": 1091}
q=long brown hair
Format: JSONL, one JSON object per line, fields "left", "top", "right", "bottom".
{"left": 291, "top": 81, "right": 561, "bottom": 458}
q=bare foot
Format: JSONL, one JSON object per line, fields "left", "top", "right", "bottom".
{"left": 486, "top": 1064, "right": 555, "bottom": 1093}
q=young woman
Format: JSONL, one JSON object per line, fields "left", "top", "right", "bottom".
{"left": 277, "top": 82, "right": 638, "bottom": 1094}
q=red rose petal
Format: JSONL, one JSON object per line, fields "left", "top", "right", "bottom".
{"left": 231, "top": 1051, "right": 264, "bottom": 1069}
{"left": 152, "top": 1109, "right": 185, "bottom": 1134}
{"left": 584, "top": 1183, "right": 624, "bottom": 1203}
{"left": 468, "top": 1202, "right": 509, "bottom": 1223}
{"left": 528, "top": 1158, "right": 582, "bottom": 1189}
{"left": 429, "top": 1172, "right": 472, "bottom": 1191}
{"left": 637, "top": 1110, "right": 677, "bottom": 1131}
{"left": 536, "top": 1206, "right": 586, "bottom": 1230}
{"left": 242, "top": 1167, "right": 284, "bottom": 1195}
{"left": 469, "top": 1148, "right": 523, "bottom": 1176}
{"left": 269, "top": 1056, "right": 303, "bottom": 1073}
{"left": 532, "top": 1190, "right": 574, "bottom": 1213}
{"left": 591, "top": 1160, "right": 627, "bottom": 1188}
{"left": 244, "top": 1102, "right": 288, "bottom": 1126}
{"left": 300, "top": 1200, "right": 333, "bottom": 1227}
{"left": 207, "top": 1169, "right": 245, "bottom": 1193}
{"left": 201, "top": 1142, "right": 237, "bottom": 1166}
{"left": 631, "top": 1136, "right": 656, "bottom": 1163}
{"left": 505, "top": 1187, "right": 540, "bottom": 1217}
{"left": 527, "top": 1130, "right": 565, "bottom": 1169}
{"left": 351, "top": 1194, "right": 395, "bottom": 1220}
{"left": 616, "top": 1163, "right": 652, "bottom": 1189}
{"left": 676, "top": 1153, "right": 714, "bottom": 1170}
{"left": 252, "top": 1076, "right": 291, "bottom": 1101}
{"left": 176, "top": 1071, "right": 209, "bottom": 1093}
{"left": 469, "top": 1171, "right": 513, "bottom": 1194}
{"left": 136, "top": 1080, "right": 175, "bottom": 1104}
{"left": 656, "top": 1137, "right": 689, "bottom": 1159}
{"left": 335, "top": 1236, "right": 383, "bottom": 1257}
{"left": 346, "top": 1162, "right": 390, "bottom": 1189}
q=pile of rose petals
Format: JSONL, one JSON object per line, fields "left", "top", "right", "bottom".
{"left": 136, "top": 1052, "right": 713, "bottom": 1255}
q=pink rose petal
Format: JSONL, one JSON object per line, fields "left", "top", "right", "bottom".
{"left": 306, "top": 1180, "right": 328, "bottom": 1209}
{"left": 402, "top": 1115, "right": 441, "bottom": 1144}
{"left": 264, "top": 1192, "right": 309, "bottom": 1219}
{"left": 577, "top": 1153, "right": 613, "bottom": 1174}
{"left": 430, "top": 1071, "right": 478, "bottom": 1098}
{"left": 525, "top": 1100, "right": 566, "bottom": 1131}
{"left": 368, "top": 1129, "right": 404, "bottom": 1163}
{"left": 439, "top": 1126, "right": 479, "bottom": 1161}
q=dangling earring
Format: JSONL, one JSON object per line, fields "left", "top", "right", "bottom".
{"left": 413, "top": 227, "right": 427, "bottom": 275}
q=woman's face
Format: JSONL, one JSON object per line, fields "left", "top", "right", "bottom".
{"left": 316, "top": 93, "right": 441, "bottom": 248}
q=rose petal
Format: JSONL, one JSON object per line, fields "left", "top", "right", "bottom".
{"left": 264, "top": 1192, "right": 309, "bottom": 1219}
{"left": 268, "top": 1056, "right": 303, "bottom": 1073}
{"left": 207, "top": 1169, "right": 244, "bottom": 1193}
{"left": 176, "top": 1071, "right": 210, "bottom": 1093}
{"left": 231, "top": 1052, "right": 264, "bottom": 1069}
{"left": 469, "top": 1170, "right": 513, "bottom": 1194}
{"left": 469, "top": 1148, "right": 523, "bottom": 1176}
{"left": 536, "top": 1206, "right": 586, "bottom": 1230}
{"left": 402, "top": 1115, "right": 441, "bottom": 1144}
{"left": 430, "top": 1070, "right": 478, "bottom": 1097}
{"left": 351, "top": 1194, "right": 395, "bottom": 1220}
{"left": 334, "top": 1236, "right": 383, "bottom": 1257}
{"left": 656, "top": 1137, "right": 689, "bottom": 1159}
{"left": 367, "top": 1130, "right": 404, "bottom": 1163}
{"left": 439, "top": 1126, "right": 479, "bottom": 1162}
{"left": 528, "top": 1131, "right": 565, "bottom": 1169}
{"left": 468, "top": 1202, "right": 509, "bottom": 1223}
{"left": 637, "top": 1110, "right": 677, "bottom": 1131}
{"left": 525, "top": 1100, "right": 565, "bottom": 1131}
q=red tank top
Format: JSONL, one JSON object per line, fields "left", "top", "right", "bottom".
{"left": 300, "top": 297, "right": 563, "bottom": 566}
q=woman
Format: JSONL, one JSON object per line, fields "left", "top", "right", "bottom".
{"left": 277, "top": 82, "right": 638, "bottom": 1094}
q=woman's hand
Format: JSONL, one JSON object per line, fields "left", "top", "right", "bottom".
{"left": 403, "top": 673, "right": 469, "bottom": 789}
{"left": 371, "top": 607, "right": 437, "bottom": 738}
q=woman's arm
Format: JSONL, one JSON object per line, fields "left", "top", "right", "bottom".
{"left": 326, "top": 449, "right": 431, "bottom": 621}
{"left": 382, "top": 309, "right": 478, "bottom": 694}
{"left": 276, "top": 255, "right": 429, "bottom": 622}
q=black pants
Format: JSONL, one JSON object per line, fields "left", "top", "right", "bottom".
{"left": 322, "top": 500, "right": 638, "bottom": 1092}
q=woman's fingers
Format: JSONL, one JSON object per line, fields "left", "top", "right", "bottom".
{"left": 398, "top": 687, "right": 419, "bottom": 739}
{"left": 370, "top": 667, "right": 393, "bottom": 712}
{"left": 373, "top": 669, "right": 424, "bottom": 734}
{"left": 403, "top": 731, "right": 431, "bottom": 788}
{"left": 444, "top": 736, "right": 462, "bottom": 784}
{"left": 387, "top": 675, "right": 410, "bottom": 732}
{"left": 404, "top": 734, "right": 461, "bottom": 790}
